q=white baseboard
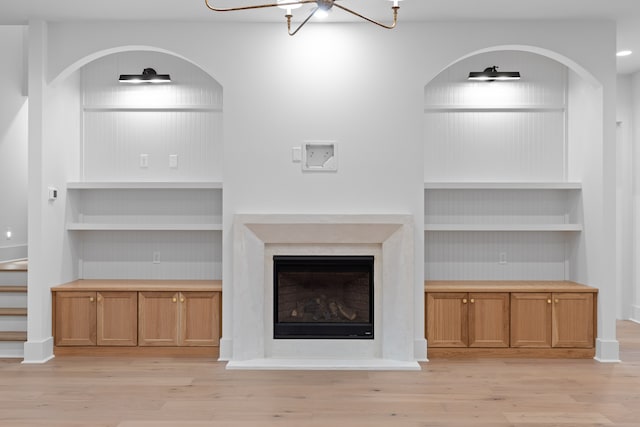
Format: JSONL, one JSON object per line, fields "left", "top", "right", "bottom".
{"left": 594, "top": 338, "right": 621, "bottom": 363}
{"left": 22, "top": 337, "right": 54, "bottom": 364}
{"left": 218, "top": 337, "right": 232, "bottom": 361}
{"left": 631, "top": 305, "right": 640, "bottom": 324}
{"left": 414, "top": 338, "right": 428, "bottom": 361}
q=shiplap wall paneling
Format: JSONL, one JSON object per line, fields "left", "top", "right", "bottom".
{"left": 424, "top": 111, "right": 565, "bottom": 182}
{"left": 67, "top": 188, "right": 222, "bottom": 228}
{"left": 424, "top": 231, "right": 571, "bottom": 281}
{"left": 424, "top": 189, "right": 582, "bottom": 227}
{"left": 77, "top": 231, "right": 222, "bottom": 280}
{"left": 83, "top": 111, "right": 221, "bottom": 181}
{"left": 424, "top": 51, "right": 567, "bottom": 182}
{"left": 81, "top": 51, "right": 223, "bottom": 181}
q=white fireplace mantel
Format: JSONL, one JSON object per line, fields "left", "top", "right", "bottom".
{"left": 223, "top": 214, "right": 420, "bottom": 370}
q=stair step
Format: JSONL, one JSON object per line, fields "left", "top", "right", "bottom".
{"left": 0, "top": 285, "right": 27, "bottom": 293}
{"left": 0, "top": 308, "right": 27, "bottom": 316}
{"left": 0, "top": 331, "right": 27, "bottom": 342}
{"left": 0, "top": 259, "right": 28, "bottom": 271}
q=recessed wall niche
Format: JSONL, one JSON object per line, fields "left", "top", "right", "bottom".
{"left": 81, "top": 51, "right": 223, "bottom": 181}
{"left": 423, "top": 50, "right": 580, "bottom": 281}
{"left": 424, "top": 50, "right": 567, "bottom": 182}
{"left": 68, "top": 51, "right": 223, "bottom": 281}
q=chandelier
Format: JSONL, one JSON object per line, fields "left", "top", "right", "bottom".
{"left": 204, "top": 0, "right": 403, "bottom": 36}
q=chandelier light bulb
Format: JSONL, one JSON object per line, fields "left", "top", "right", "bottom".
{"left": 204, "top": 0, "right": 403, "bottom": 36}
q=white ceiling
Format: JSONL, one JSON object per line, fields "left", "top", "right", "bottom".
{"left": 1, "top": 0, "right": 639, "bottom": 74}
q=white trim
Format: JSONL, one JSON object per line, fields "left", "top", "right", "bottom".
{"left": 22, "top": 337, "right": 54, "bottom": 364}
{"left": 226, "top": 358, "right": 420, "bottom": 371}
{"left": 630, "top": 305, "right": 640, "bottom": 323}
{"left": 594, "top": 338, "right": 621, "bottom": 363}
{"left": 67, "top": 181, "right": 222, "bottom": 189}
{"left": 424, "top": 182, "right": 581, "bottom": 190}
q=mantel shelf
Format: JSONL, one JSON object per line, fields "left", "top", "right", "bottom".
{"left": 424, "top": 182, "right": 581, "bottom": 190}
{"left": 424, "top": 105, "right": 566, "bottom": 113}
{"left": 424, "top": 224, "right": 582, "bottom": 232}
{"left": 83, "top": 105, "right": 222, "bottom": 112}
{"left": 66, "top": 223, "right": 222, "bottom": 231}
{"left": 67, "top": 182, "right": 223, "bottom": 189}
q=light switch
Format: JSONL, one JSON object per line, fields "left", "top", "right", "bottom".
{"left": 140, "top": 154, "right": 149, "bottom": 168}
{"left": 292, "top": 147, "right": 302, "bottom": 162}
{"left": 169, "top": 154, "right": 178, "bottom": 168}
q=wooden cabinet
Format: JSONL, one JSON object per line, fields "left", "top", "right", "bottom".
{"left": 52, "top": 280, "right": 222, "bottom": 355}
{"left": 55, "top": 291, "right": 138, "bottom": 347}
{"left": 138, "top": 291, "right": 220, "bottom": 346}
{"left": 511, "top": 292, "right": 594, "bottom": 348}
{"left": 97, "top": 291, "right": 138, "bottom": 346}
{"left": 54, "top": 291, "right": 97, "bottom": 346}
{"left": 425, "top": 281, "right": 597, "bottom": 358}
{"left": 426, "top": 292, "right": 509, "bottom": 348}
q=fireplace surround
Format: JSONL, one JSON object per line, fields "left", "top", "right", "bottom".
{"left": 225, "top": 214, "right": 422, "bottom": 370}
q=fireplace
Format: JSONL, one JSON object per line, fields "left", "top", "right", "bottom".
{"left": 226, "top": 214, "right": 423, "bottom": 370}
{"left": 273, "top": 255, "right": 374, "bottom": 339}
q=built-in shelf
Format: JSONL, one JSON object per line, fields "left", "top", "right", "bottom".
{"left": 424, "top": 105, "right": 566, "bottom": 113}
{"left": 66, "top": 223, "right": 222, "bottom": 231}
{"left": 67, "top": 182, "right": 222, "bottom": 189}
{"left": 424, "top": 182, "right": 581, "bottom": 190}
{"left": 424, "top": 224, "right": 582, "bottom": 232}
{"left": 83, "top": 106, "right": 222, "bottom": 112}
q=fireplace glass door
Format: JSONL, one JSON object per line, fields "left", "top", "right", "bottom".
{"left": 273, "top": 255, "right": 374, "bottom": 339}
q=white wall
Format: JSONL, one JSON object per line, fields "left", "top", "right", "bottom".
{"left": 631, "top": 71, "right": 640, "bottom": 322}
{"left": 616, "top": 74, "right": 633, "bottom": 320}
{"left": 22, "top": 19, "right": 618, "bottom": 362}
{"left": 0, "top": 26, "right": 28, "bottom": 261}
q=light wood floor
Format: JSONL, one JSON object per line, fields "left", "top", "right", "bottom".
{"left": 1, "top": 321, "right": 639, "bottom": 427}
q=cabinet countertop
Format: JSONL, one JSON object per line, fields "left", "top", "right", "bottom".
{"left": 425, "top": 280, "right": 598, "bottom": 293}
{"left": 52, "top": 279, "right": 222, "bottom": 292}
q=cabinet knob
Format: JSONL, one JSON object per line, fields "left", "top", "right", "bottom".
{"left": 547, "top": 299, "right": 552, "bottom": 304}
{"left": 462, "top": 298, "right": 468, "bottom": 304}
{"left": 555, "top": 299, "right": 559, "bottom": 304}
{"left": 172, "top": 297, "right": 177, "bottom": 303}
{"left": 89, "top": 297, "right": 95, "bottom": 302}
{"left": 180, "top": 297, "right": 185, "bottom": 303}
{"left": 470, "top": 299, "right": 475, "bottom": 304}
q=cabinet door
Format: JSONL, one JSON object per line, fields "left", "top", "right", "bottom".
{"left": 179, "top": 292, "right": 221, "bottom": 346}
{"left": 138, "top": 291, "right": 179, "bottom": 346}
{"left": 54, "top": 291, "right": 97, "bottom": 346}
{"left": 510, "top": 293, "right": 552, "bottom": 348}
{"left": 97, "top": 291, "right": 138, "bottom": 346}
{"left": 552, "top": 293, "right": 594, "bottom": 348}
{"left": 468, "top": 293, "right": 510, "bottom": 348}
{"left": 426, "top": 293, "right": 468, "bottom": 347}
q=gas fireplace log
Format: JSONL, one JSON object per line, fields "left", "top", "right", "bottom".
{"left": 337, "top": 302, "right": 357, "bottom": 321}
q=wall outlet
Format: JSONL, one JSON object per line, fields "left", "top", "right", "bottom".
{"left": 153, "top": 251, "right": 161, "bottom": 264}
{"left": 499, "top": 252, "right": 507, "bottom": 264}
{"left": 169, "top": 154, "right": 178, "bottom": 168}
{"left": 140, "top": 154, "right": 149, "bottom": 168}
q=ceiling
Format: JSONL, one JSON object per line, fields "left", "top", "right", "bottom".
{"left": 1, "top": 0, "right": 639, "bottom": 74}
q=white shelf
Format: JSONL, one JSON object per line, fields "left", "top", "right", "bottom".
{"left": 67, "top": 223, "right": 222, "bottom": 231}
{"left": 424, "top": 105, "right": 565, "bottom": 113}
{"left": 424, "top": 224, "right": 582, "bottom": 232}
{"left": 67, "top": 182, "right": 222, "bottom": 189}
{"left": 424, "top": 182, "right": 581, "bottom": 190}
{"left": 83, "top": 105, "right": 222, "bottom": 112}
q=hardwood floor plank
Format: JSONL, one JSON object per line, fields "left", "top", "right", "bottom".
{"left": 0, "top": 320, "right": 638, "bottom": 427}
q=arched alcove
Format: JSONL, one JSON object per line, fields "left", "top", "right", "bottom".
{"left": 422, "top": 47, "right": 615, "bottom": 360}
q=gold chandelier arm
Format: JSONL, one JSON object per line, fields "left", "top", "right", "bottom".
{"left": 204, "top": 0, "right": 316, "bottom": 12}
{"left": 287, "top": 7, "right": 318, "bottom": 36}
{"left": 332, "top": 3, "right": 399, "bottom": 30}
